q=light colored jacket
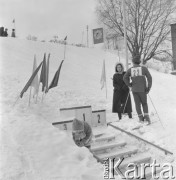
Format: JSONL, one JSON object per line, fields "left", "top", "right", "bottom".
{"left": 72, "top": 121, "right": 92, "bottom": 147}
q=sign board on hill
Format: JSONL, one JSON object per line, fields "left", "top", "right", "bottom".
{"left": 60, "top": 105, "right": 92, "bottom": 126}
{"left": 92, "top": 110, "right": 106, "bottom": 127}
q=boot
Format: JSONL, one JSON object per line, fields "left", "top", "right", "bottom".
{"left": 118, "top": 113, "right": 122, "bottom": 120}
{"left": 128, "top": 112, "right": 132, "bottom": 119}
{"left": 138, "top": 114, "right": 144, "bottom": 123}
{"left": 144, "top": 114, "right": 151, "bottom": 125}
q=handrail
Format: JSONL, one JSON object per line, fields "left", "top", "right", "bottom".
{"left": 107, "top": 122, "right": 173, "bottom": 155}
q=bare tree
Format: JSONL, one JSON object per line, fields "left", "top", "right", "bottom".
{"left": 96, "top": 0, "right": 176, "bottom": 64}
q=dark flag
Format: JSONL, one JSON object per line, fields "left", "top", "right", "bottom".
{"left": 20, "top": 61, "right": 43, "bottom": 98}
{"left": 40, "top": 53, "right": 47, "bottom": 92}
{"left": 47, "top": 60, "right": 64, "bottom": 92}
{"left": 93, "top": 28, "right": 104, "bottom": 44}
{"left": 64, "top": 36, "right": 67, "bottom": 41}
{"left": 12, "top": 19, "right": 15, "bottom": 23}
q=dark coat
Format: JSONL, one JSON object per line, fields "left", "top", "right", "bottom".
{"left": 112, "top": 71, "right": 132, "bottom": 114}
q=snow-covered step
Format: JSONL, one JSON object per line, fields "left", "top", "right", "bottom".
{"left": 97, "top": 147, "right": 138, "bottom": 160}
{"left": 91, "top": 141, "right": 126, "bottom": 152}
{"left": 115, "top": 153, "right": 151, "bottom": 170}
{"left": 94, "top": 133, "right": 104, "bottom": 138}
{"left": 94, "top": 134, "right": 116, "bottom": 142}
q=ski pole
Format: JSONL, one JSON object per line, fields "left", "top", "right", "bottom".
{"left": 123, "top": 91, "right": 130, "bottom": 114}
{"left": 148, "top": 94, "right": 165, "bottom": 129}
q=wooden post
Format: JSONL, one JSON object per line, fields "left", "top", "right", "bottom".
{"left": 170, "top": 23, "right": 176, "bottom": 70}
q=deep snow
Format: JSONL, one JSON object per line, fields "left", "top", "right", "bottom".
{"left": 0, "top": 38, "right": 176, "bottom": 179}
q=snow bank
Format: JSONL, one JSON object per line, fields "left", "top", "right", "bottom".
{"left": 0, "top": 38, "right": 109, "bottom": 180}
{"left": 0, "top": 37, "right": 176, "bottom": 179}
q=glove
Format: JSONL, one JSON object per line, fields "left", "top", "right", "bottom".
{"left": 120, "top": 104, "right": 125, "bottom": 113}
{"left": 129, "top": 83, "right": 132, "bottom": 88}
{"left": 145, "top": 87, "right": 150, "bottom": 94}
{"left": 122, "top": 85, "right": 129, "bottom": 92}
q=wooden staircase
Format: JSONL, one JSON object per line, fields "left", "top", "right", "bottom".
{"left": 91, "top": 132, "right": 163, "bottom": 180}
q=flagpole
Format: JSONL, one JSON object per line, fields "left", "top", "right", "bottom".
{"left": 103, "top": 27, "right": 108, "bottom": 99}
{"left": 41, "top": 91, "right": 45, "bottom": 102}
{"left": 105, "top": 60, "right": 108, "bottom": 99}
{"left": 28, "top": 87, "right": 32, "bottom": 106}
{"left": 122, "top": 0, "right": 128, "bottom": 70}
{"left": 63, "top": 36, "right": 67, "bottom": 60}
{"left": 35, "top": 93, "right": 38, "bottom": 103}
{"left": 117, "top": 45, "right": 121, "bottom": 62}
{"left": 12, "top": 96, "right": 20, "bottom": 107}
{"left": 63, "top": 44, "right": 66, "bottom": 60}
{"left": 13, "top": 19, "right": 16, "bottom": 37}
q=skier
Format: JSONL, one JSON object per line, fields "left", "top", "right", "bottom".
{"left": 123, "top": 54, "right": 152, "bottom": 124}
{"left": 3, "top": 28, "right": 8, "bottom": 37}
{"left": 112, "top": 62, "right": 132, "bottom": 120}
{"left": 0, "top": 27, "right": 4, "bottom": 36}
{"left": 11, "top": 29, "right": 16, "bottom": 37}
{"left": 72, "top": 118, "right": 103, "bottom": 163}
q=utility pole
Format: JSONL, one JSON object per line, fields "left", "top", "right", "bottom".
{"left": 122, "top": 0, "right": 128, "bottom": 70}
{"left": 86, "top": 25, "right": 89, "bottom": 48}
{"left": 171, "top": 23, "right": 176, "bottom": 71}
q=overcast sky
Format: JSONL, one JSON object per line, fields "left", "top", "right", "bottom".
{"left": 0, "top": 0, "right": 99, "bottom": 44}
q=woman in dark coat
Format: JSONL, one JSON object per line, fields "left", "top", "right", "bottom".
{"left": 112, "top": 62, "right": 132, "bottom": 120}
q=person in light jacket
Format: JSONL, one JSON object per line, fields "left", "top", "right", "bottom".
{"left": 72, "top": 118, "right": 103, "bottom": 163}
{"left": 72, "top": 118, "right": 92, "bottom": 149}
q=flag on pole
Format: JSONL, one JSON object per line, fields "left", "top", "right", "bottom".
{"left": 93, "top": 28, "right": 104, "bottom": 44}
{"left": 45, "top": 53, "right": 50, "bottom": 93}
{"left": 31, "top": 55, "right": 39, "bottom": 96}
{"left": 20, "top": 61, "right": 43, "bottom": 98}
{"left": 47, "top": 60, "right": 64, "bottom": 92}
{"left": 40, "top": 53, "right": 47, "bottom": 92}
{"left": 64, "top": 36, "right": 67, "bottom": 41}
{"left": 100, "top": 60, "right": 106, "bottom": 89}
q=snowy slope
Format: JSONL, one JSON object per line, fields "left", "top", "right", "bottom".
{"left": 0, "top": 37, "right": 176, "bottom": 179}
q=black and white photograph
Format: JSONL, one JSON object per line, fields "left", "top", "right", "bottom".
{"left": 0, "top": 0, "right": 176, "bottom": 179}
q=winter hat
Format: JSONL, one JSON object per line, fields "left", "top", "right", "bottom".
{"left": 72, "top": 118, "right": 84, "bottom": 132}
{"left": 115, "top": 62, "right": 124, "bottom": 73}
{"left": 132, "top": 53, "right": 141, "bottom": 64}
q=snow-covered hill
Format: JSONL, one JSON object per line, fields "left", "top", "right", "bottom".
{"left": 0, "top": 37, "right": 176, "bottom": 179}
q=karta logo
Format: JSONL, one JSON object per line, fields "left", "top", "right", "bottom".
{"left": 103, "top": 158, "right": 175, "bottom": 179}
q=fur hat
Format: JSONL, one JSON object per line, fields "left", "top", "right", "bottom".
{"left": 132, "top": 54, "right": 141, "bottom": 64}
{"left": 115, "top": 62, "right": 124, "bottom": 73}
{"left": 72, "top": 118, "right": 84, "bottom": 132}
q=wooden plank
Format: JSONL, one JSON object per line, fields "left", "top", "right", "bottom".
{"left": 94, "top": 135, "right": 115, "bottom": 142}
{"left": 60, "top": 105, "right": 91, "bottom": 111}
{"left": 60, "top": 106, "right": 92, "bottom": 126}
{"left": 52, "top": 120, "right": 73, "bottom": 125}
{"left": 94, "top": 133, "right": 104, "bottom": 138}
{"left": 108, "top": 123, "right": 173, "bottom": 155}
{"left": 92, "top": 110, "right": 106, "bottom": 127}
{"left": 92, "top": 110, "right": 106, "bottom": 113}
{"left": 97, "top": 147, "right": 138, "bottom": 160}
{"left": 91, "top": 141, "right": 126, "bottom": 152}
